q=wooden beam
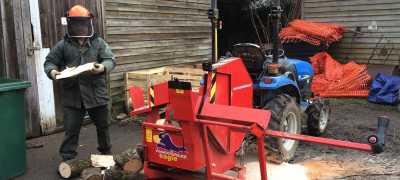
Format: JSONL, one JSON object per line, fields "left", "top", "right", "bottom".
{"left": 97, "top": 0, "right": 105, "bottom": 38}
{"left": 30, "top": 0, "right": 57, "bottom": 134}
{"left": 1, "top": 0, "right": 18, "bottom": 78}
{"left": 0, "top": 0, "right": 4, "bottom": 77}
{"left": 12, "top": 0, "right": 41, "bottom": 137}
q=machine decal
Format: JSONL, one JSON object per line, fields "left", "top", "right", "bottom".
{"left": 210, "top": 72, "right": 217, "bottom": 103}
{"left": 176, "top": 89, "right": 184, "bottom": 94}
{"left": 154, "top": 132, "right": 187, "bottom": 161}
{"left": 145, "top": 128, "right": 153, "bottom": 143}
{"left": 149, "top": 85, "right": 155, "bottom": 107}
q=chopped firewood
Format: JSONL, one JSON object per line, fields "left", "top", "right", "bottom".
{"left": 123, "top": 159, "right": 143, "bottom": 173}
{"left": 116, "top": 113, "right": 128, "bottom": 120}
{"left": 58, "top": 159, "right": 92, "bottom": 179}
{"left": 114, "top": 148, "right": 142, "bottom": 168}
{"left": 58, "top": 148, "right": 143, "bottom": 179}
{"left": 81, "top": 167, "right": 102, "bottom": 180}
{"left": 266, "top": 151, "right": 283, "bottom": 164}
{"left": 91, "top": 154, "right": 115, "bottom": 168}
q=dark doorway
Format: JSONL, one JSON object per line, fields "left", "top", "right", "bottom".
{"left": 217, "top": 0, "right": 303, "bottom": 58}
{"left": 218, "top": 0, "right": 259, "bottom": 57}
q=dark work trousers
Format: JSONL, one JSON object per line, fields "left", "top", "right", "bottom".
{"left": 59, "top": 105, "right": 111, "bottom": 160}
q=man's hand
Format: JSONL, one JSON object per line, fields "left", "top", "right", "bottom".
{"left": 92, "top": 63, "right": 105, "bottom": 74}
{"left": 50, "top": 70, "right": 61, "bottom": 80}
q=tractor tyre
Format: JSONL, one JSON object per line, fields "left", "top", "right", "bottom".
{"left": 264, "top": 94, "right": 301, "bottom": 162}
{"left": 306, "top": 99, "right": 330, "bottom": 136}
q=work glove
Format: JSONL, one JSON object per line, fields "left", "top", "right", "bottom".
{"left": 50, "top": 69, "right": 61, "bottom": 80}
{"left": 92, "top": 63, "right": 105, "bottom": 74}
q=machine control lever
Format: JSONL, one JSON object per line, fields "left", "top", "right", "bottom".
{"left": 368, "top": 116, "right": 390, "bottom": 154}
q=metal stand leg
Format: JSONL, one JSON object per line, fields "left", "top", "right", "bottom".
{"left": 257, "top": 136, "right": 268, "bottom": 180}
{"left": 201, "top": 125, "right": 213, "bottom": 179}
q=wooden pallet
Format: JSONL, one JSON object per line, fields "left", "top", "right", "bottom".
{"left": 124, "top": 63, "right": 205, "bottom": 113}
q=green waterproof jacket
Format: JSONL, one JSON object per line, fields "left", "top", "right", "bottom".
{"left": 44, "top": 35, "right": 116, "bottom": 109}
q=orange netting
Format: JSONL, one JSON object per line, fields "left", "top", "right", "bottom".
{"left": 310, "top": 52, "right": 372, "bottom": 98}
{"left": 279, "top": 19, "right": 345, "bottom": 46}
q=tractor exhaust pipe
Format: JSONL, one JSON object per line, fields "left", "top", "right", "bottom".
{"left": 270, "top": 0, "right": 282, "bottom": 63}
{"left": 209, "top": 0, "right": 219, "bottom": 64}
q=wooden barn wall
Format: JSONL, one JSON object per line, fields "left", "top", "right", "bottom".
{"left": 39, "top": 0, "right": 104, "bottom": 124}
{"left": 104, "top": 0, "right": 212, "bottom": 115}
{"left": 303, "top": 0, "right": 400, "bottom": 65}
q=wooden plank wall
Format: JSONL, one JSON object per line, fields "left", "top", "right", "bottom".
{"left": 104, "top": 0, "right": 212, "bottom": 115}
{"left": 303, "top": 0, "right": 400, "bottom": 65}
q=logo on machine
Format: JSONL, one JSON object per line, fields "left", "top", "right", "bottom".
{"left": 154, "top": 132, "right": 187, "bottom": 161}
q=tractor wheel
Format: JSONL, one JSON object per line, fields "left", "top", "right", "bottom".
{"left": 306, "top": 99, "right": 330, "bottom": 136}
{"left": 264, "top": 94, "right": 301, "bottom": 162}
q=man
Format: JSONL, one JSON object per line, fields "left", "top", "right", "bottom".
{"left": 44, "top": 5, "right": 116, "bottom": 161}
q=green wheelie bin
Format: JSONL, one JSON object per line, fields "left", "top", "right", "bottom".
{"left": 0, "top": 79, "right": 31, "bottom": 180}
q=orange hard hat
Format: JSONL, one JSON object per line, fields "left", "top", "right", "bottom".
{"left": 67, "top": 5, "right": 92, "bottom": 17}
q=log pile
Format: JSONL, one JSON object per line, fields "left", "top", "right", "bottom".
{"left": 58, "top": 148, "right": 143, "bottom": 180}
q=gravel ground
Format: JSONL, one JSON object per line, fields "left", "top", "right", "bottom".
{"left": 292, "top": 98, "right": 400, "bottom": 180}
{"left": 12, "top": 99, "right": 399, "bottom": 180}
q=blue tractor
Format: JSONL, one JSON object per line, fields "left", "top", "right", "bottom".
{"left": 228, "top": 0, "right": 331, "bottom": 162}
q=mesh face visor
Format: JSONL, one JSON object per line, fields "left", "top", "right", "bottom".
{"left": 67, "top": 17, "right": 94, "bottom": 38}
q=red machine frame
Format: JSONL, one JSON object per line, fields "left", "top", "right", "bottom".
{"left": 129, "top": 58, "right": 388, "bottom": 180}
